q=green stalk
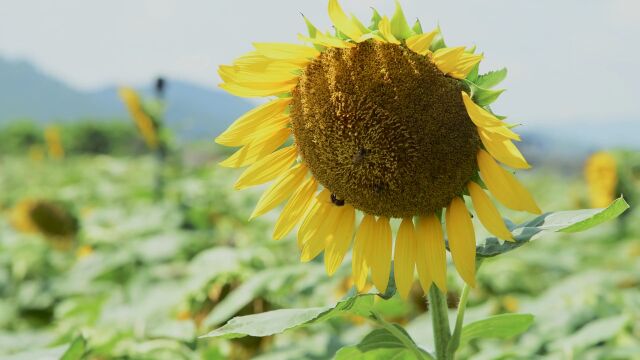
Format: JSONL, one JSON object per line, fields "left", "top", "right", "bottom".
{"left": 429, "top": 286, "right": 451, "bottom": 360}
{"left": 446, "top": 284, "right": 470, "bottom": 357}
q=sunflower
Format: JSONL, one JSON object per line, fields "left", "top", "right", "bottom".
{"left": 584, "top": 151, "right": 618, "bottom": 208}
{"left": 44, "top": 125, "right": 65, "bottom": 160}
{"left": 119, "top": 87, "right": 160, "bottom": 150}
{"left": 11, "top": 199, "right": 79, "bottom": 249}
{"left": 216, "top": 0, "right": 540, "bottom": 298}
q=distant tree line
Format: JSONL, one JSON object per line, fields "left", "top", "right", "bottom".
{"left": 0, "top": 119, "right": 149, "bottom": 156}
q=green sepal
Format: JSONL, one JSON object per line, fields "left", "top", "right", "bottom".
{"left": 476, "top": 68, "right": 508, "bottom": 89}
{"left": 466, "top": 63, "right": 480, "bottom": 83}
{"left": 369, "top": 8, "right": 382, "bottom": 31}
{"left": 465, "top": 45, "right": 477, "bottom": 54}
{"left": 302, "top": 15, "right": 317, "bottom": 39}
{"left": 412, "top": 19, "right": 423, "bottom": 34}
{"left": 390, "top": 0, "right": 414, "bottom": 39}
{"left": 351, "top": 14, "right": 371, "bottom": 35}
{"left": 430, "top": 25, "right": 446, "bottom": 51}
{"left": 463, "top": 79, "right": 505, "bottom": 107}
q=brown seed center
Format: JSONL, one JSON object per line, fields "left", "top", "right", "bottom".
{"left": 291, "top": 41, "right": 480, "bottom": 218}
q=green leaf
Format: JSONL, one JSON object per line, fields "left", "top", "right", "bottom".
{"left": 412, "top": 19, "right": 423, "bottom": 34}
{"left": 390, "top": 1, "right": 413, "bottom": 39}
{"left": 335, "top": 322, "right": 431, "bottom": 360}
{"left": 476, "top": 197, "right": 630, "bottom": 258}
{"left": 463, "top": 80, "right": 505, "bottom": 107}
{"left": 202, "top": 265, "right": 302, "bottom": 328}
{"left": 203, "top": 294, "right": 376, "bottom": 339}
{"left": 460, "top": 314, "right": 534, "bottom": 345}
{"left": 369, "top": 9, "right": 382, "bottom": 31}
{"left": 60, "top": 336, "right": 87, "bottom": 360}
{"left": 475, "top": 68, "right": 508, "bottom": 89}
{"left": 466, "top": 63, "right": 480, "bottom": 83}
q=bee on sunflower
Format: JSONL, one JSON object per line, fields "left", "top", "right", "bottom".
{"left": 215, "top": 0, "right": 540, "bottom": 298}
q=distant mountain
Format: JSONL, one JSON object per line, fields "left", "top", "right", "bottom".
{"left": 0, "top": 57, "right": 254, "bottom": 139}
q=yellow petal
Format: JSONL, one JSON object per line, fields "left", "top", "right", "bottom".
{"left": 468, "top": 182, "right": 514, "bottom": 241}
{"left": 378, "top": 16, "right": 400, "bottom": 44}
{"left": 219, "top": 127, "right": 291, "bottom": 168}
{"left": 477, "top": 149, "right": 542, "bottom": 214}
{"left": 479, "top": 129, "right": 530, "bottom": 169}
{"left": 297, "top": 189, "right": 332, "bottom": 248}
{"left": 394, "top": 218, "right": 416, "bottom": 299}
{"left": 216, "top": 98, "right": 292, "bottom": 147}
{"left": 406, "top": 30, "right": 438, "bottom": 55}
{"left": 298, "top": 32, "right": 354, "bottom": 49}
{"left": 352, "top": 214, "right": 375, "bottom": 292}
{"left": 328, "top": 0, "right": 363, "bottom": 41}
{"left": 416, "top": 215, "right": 447, "bottom": 293}
{"left": 273, "top": 177, "right": 318, "bottom": 240}
{"left": 446, "top": 197, "right": 477, "bottom": 287}
{"left": 219, "top": 80, "right": 297, "bottom": 98}
{"left": 234, "top": 146, "right": 298, "bottom": 189}
{"left": 366, "top": 217, "right": 392, "bottom": 293}
{"left": 253, "top": 42, "right": 319, "bottom": 60}
{"left": 232, "top": 52, "right": 307, "bottom": 72}
{"left": 218, "top": 65, "right": 299, "bottom": 84}
{"left": 351, "top": 15, "right": 370, "bottom": 36}
{"left": 217, "top": 114, "right": 290, "bottom": 148}
{"left": 448, "top": 53, "right": 483, "bottom": 79}
{"left": 250, "top": 164, "right": 308, "bottom": 219}
{"left": 300, "top": 194, "right": 342, "bottom": 262}
{"left": 432, "top": 47, "right": 465, "bottom": 75}
{"left": 324, "top": 205, "right": 356, "bottom": 275}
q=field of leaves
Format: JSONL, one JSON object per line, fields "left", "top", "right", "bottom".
{"left": 0, "top": 151, "right": 638, "bottom": 359}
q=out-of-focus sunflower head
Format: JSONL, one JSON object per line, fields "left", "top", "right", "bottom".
{"left": 118, "top": 87, "right": 160, "bottom": 150}
{"left": 44, "top": 126, "right": 65, "bottom": 160}
{"left": 584, "top": 151, "right": 618, "bottom": 208}
{"left": 11, "top": 199, "right": 79, "bottom": 249}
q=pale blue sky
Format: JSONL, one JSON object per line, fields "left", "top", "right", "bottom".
{"left": 0, "top": 0, "right": 638, "bottom": 126}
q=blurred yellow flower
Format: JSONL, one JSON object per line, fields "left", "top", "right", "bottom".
{"left": 216, "top": 0, "right": 540, "bottom": 297}
{"left": 118, "top": 87, "right": 159, "bottom": 150}
{"left": 44, "top": 126, "right": 65, "bottom": 160}
{"left": 11, "top": 199, "right": 78, "bottom": 249}
{"left": 584, "top": 152, "right": 618, "bottom": 208}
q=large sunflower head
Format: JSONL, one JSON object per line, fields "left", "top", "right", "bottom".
{"left": 216, "top": 0, "right": 541, "bottom": 298}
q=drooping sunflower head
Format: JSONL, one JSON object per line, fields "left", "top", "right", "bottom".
{"left": 119, "top": 87, "right": 160, "bottom": 150}
{"left": 584, "top": 151, "right": 618, "bottom": 208}
{"left": 11, "top": 199, "right": 79, "bottom": 249}
{"left": 216, "top": 0, "right": 541, "bottom": 298}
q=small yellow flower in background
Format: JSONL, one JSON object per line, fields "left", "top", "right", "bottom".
{"left": 118, "top": 87, "right": 160, "bottom": 150}
{"left": 216, "top": 0, "right": 541, "bottom": 298}
{"left": 44, "top": 126, "right": 65, "bottom": 160}
{"left": 584, "top": 151, "right": 618, "bottom": 208}
{"left": 76, "top": 244, "right": 94, "bottom": 259}
{"left": 11, "top": 199, "right": 78, "bottom": 249}
{"left": 28, "top": 145, "right": 45, "bottom": 162}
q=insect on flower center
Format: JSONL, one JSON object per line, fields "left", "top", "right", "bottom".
{"left": 291, "top": 41, "right": 481, "bottom": 218}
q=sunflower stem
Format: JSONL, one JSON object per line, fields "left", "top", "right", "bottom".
{"left": 446, "top": 284, "right": 470, "bottom": 357}
{"left": 429, "top": 286, "right": 451, "bottom": 360}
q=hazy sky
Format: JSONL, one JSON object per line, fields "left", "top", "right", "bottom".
{"left": 0, "top": 0, "right": 638, "bottom": 126}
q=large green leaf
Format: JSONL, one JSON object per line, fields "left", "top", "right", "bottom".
{"left": 476, "top": 197, "right": 629, "bottom": 258}
{"left": 203, "top": 294, "right": 376, "bottom": 339}
{"left": 460, "top": 314, "right": 534, "bottom": 345}
{"left": 202, "top": 265, "right": 303, "bottom": 328}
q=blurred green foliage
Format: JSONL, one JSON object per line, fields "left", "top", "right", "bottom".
{"left": 0, "top": 144, "right": 638, "bottom": 359}
{"left": 0, "top": 119, "right": 146, "bottom": 156}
